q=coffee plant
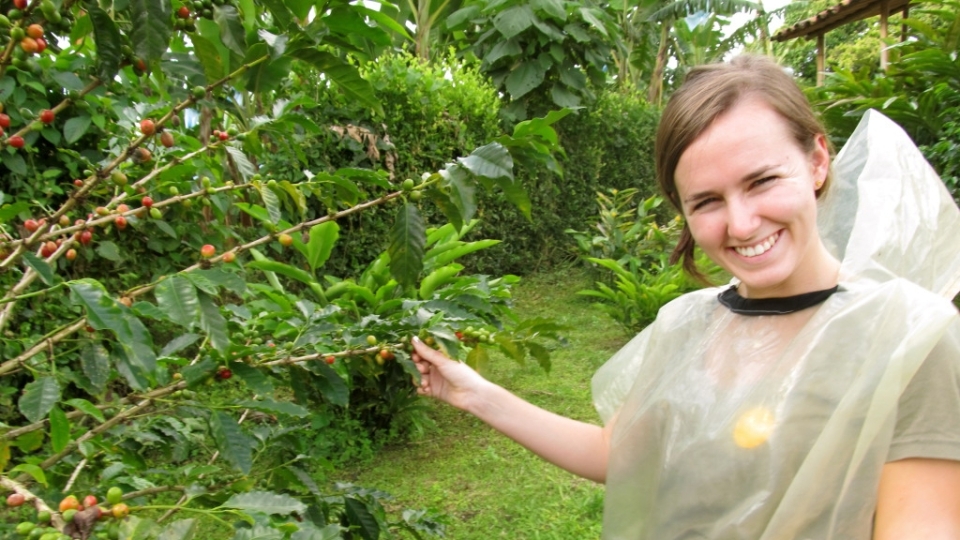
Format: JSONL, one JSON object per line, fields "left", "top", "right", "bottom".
{"left": 0, "top": 1, "right": 569, "bottom": 538}
{"left": 567, "top": 189, "right": 722, "bottom": 331}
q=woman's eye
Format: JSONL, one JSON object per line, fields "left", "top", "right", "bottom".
{"left": 752, "top": 176, "right": 775, "bottom": 188}
{"left": 692, "top": 198, "right": 717, "bottom": 211}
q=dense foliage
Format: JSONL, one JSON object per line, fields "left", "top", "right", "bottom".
{"left": 0, "top": 1, "right": 570, "bottom": 538}
{"left": 257, "top": 55, "right": 663, "bottom": 277}
{"left": 468, "top": 90, "right": 663, "bottom": 274}
{"left": 256, "top": 51, "right": 504, "bottom": 279}
{"left": 802, "top": 0, "right": 960, "bottom": 202}
{"left": 445, "top": 0, "right": 619, "bottom": 121}
{"left": 775, "top": 0, "right": 896, "bottom": 84}
{"left": 566, "top": 188, "right": 718, "bottom": 330}
{"left": 0, "top": 0, "right": 956, "bottom": 537}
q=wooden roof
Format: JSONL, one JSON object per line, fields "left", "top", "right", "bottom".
{"left": 772, "top": 0, "right": 910, "bottom": 41}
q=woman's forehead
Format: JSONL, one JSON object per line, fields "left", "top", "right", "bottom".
{"left": 675, "top": 100, "right": 796, "bottom": 190}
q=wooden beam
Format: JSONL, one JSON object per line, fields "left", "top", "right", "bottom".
{"left": 880, "top": 0, "right": 889, "bottom": 71}
{"left": 773, "top": 0, "right": 911, "bottom": 42}
{"left": 817, "top": 33, "right": 825, "bottom": 86}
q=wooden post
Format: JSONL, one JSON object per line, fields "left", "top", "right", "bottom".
{"left": 816, "top": 33, "right": 825, "bottom": 86}
{"left": 880, "top": 0, "right": 890, "bottom": 71}
{"left": 902, "top": 5, "right": 909, "bottom": 43}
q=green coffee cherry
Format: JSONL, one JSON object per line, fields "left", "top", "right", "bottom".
{"left": 40, "top": 0, "right": 57, "bottom": 17}
{"left": 106, "top": 486, "right": 123, "bottom": 505}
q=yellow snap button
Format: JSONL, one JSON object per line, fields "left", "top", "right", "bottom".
{"left": 733, "top": 407, "right": 775, "bottom": 449}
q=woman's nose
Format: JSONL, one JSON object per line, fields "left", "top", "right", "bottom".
{"left": 725, "top": 199, "right": 761, "bottom": 240}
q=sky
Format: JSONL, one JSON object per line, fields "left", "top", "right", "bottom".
{"left": 729, "top": 0, "right": 797, "bottom": 36}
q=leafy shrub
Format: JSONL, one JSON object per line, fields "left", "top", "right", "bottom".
{"left": 920, "top": 120, "right": 960, "bottom": 201}
{"left": 257, "top": 51, "right": 504, "bottom": 279}
{"left": 806, "top": 0, "right": 960, "bottom": 205}
{"left": 467, "top": 90, "right": 664, "bottom": 274}
{"left": 445, "top": 0, "right": 619, "bottom": 122}
{"left": 256, "top": 56, "right": 664, "bottom": 277}
{"left": 568, "top": 191, "right": 718, "bottom": 331}
{"left": 0, "top": 2, "right": 569, "bottom": 536}
{"left": 578, "top": 259, "right": 692, "bottom": 331}
{"left": 565, "top": 188, "right": 673, "bottom": 269}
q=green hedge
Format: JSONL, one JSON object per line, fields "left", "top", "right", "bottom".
{"left": 262, "top": 53, "right": 662, "bottom": 277}
{"left": 259, "top": 51, "right": 503, "bottom": 277}
{"left": 466, "top": 91, "right": 663, "bottom": 274}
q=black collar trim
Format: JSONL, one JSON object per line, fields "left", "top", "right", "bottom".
{"left": 718, "top": 285, "right": 839, "bottom": 315}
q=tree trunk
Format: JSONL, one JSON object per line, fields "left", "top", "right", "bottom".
{"left": 756, "top": 0, "right": 771, "bottom": 56}
{"left": 416, "top": 0, "right": 431, "bottom": 60}
{"left": 648, "top": 21, "right": 672, "bottom": 105}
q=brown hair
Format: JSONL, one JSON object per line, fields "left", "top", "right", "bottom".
{"left": 655, "top": 54, "right": 833, "bottom": 281}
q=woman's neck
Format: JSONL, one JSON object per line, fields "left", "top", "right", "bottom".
{"left": 738, "top": 242, "right": 841, "bottom": 299}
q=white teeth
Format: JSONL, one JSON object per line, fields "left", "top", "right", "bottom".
{"left": 735, "top": 233, "right": 779, "bottom": 258}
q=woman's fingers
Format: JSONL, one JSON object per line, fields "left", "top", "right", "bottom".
{"left": 412, "top": 337, "right": 452, "bottom": 397}
{"left": 411, "top": 336, "right": 450, "bottom": 365}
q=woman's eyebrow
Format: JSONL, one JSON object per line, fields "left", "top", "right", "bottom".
{"left": 682, "top": 165, "right": 776, "bottom": 205}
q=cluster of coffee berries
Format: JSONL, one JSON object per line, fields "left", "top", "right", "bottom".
{"left": 20, "top": 212, "right": 100, "bottom": 259}
{"left": 6, "top": 487, "right": 130, "bottom": 540}
{"left": 455, "top": 326, "right": 497, "bottom": 345}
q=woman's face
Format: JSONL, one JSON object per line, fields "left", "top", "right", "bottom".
{"left": 674, "top": 97, "right": 833, "bottom": 298}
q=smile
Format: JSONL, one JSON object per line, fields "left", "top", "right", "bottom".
{"left": 733, "top": 232, "right": 780, "bottom": 258}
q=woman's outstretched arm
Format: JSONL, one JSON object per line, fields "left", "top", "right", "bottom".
{"left": 412, "top": 337, "right": 612, "bottom": 483}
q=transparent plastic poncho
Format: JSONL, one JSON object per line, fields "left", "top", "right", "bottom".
{"left": 592, "top": 110, "right": 960, "bottom": 539}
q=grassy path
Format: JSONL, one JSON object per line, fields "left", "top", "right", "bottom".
{"left": 333, "top": 268, "right": 633, "bottom": 539}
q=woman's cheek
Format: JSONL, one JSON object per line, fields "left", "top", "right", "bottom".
{"left": 688, "top": 215, "right": 720, "bottom": 245}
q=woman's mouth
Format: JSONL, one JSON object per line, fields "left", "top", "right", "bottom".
{"left": 733, "top": 232, "right": 780, "bottom": 258}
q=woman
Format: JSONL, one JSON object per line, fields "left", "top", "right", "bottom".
{"left": 411, "top": 55, "right": 960, "bottom": 539}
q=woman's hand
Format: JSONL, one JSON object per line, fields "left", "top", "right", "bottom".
{"left": 411, "top": 336, "right": 488, "bottom": 412}
{"left": 411, "top": 336, "right": 610, "bottom": 482}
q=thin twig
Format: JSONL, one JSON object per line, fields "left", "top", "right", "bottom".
{"left": 62, "top": 458, "right": 87, "bottom": 494}
{"left": 0, "top": 318, "right": 86, "bottom": 377}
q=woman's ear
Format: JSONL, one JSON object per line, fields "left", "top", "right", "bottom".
{"left": 811, "top": 133, "right": 830, "bottom": 189}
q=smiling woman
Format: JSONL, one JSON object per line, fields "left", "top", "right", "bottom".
{"left": 409, "top": 54, "right": 960, "bottom": 540}
{"left": 673, "top": 97, "right": 835, "bottom": 298}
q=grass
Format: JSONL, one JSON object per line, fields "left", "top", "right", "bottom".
{"left": 331, "top": 266, "right": 633, "bottom": 539}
